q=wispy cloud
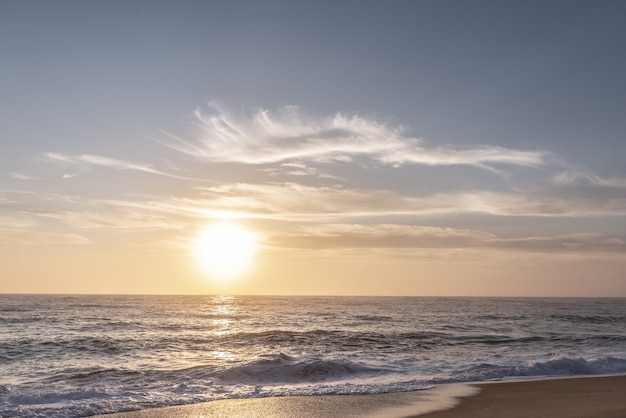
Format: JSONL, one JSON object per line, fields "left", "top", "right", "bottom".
{"left": 194, "top": 182, "right": 626, "bottom": 218}
{"left": 9, "top": 172, "right": 40, "bottom": 181}
{"left": 0, "top": 215, "right": 38, "bottom": 229}
{"left": 492, "top": 233, "right": 626, "bottom": 253}
{"left": 0, "top": 228, "right": 89, "bottom": 247}
{"left": 554, "top": 170, "right": 626, "bottom": 188}
{"left": 0, "top": 189, "right": 187, "bottom": 232}
{"left": 268, "top": 224, "right": 494, "bottom": 249}
{"left": 160, "top": 104, "right": 547, "bottom": 171}
{"left": 267, "top": 223, "right": 626, "bottom": 254}
{"left": 194, "top": 182, "right": 456, "bottom": 219}
{"left": 462, "top": 191, "right": 626, "bottom": 217}
{"left": 259, "top": 161, "right": 342, "bottom": 180}
{"left": 36, "top": 210, "right": 184, "bottom": 230}
{"left": 45, "top": 152, "right": 204, "bottom": 181}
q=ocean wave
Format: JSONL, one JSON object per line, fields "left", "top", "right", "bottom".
{"left": 4, "top": 354, "right": 626, "bottom": 418}
{"left": 353, "top": 314, "right": 394, "bottom": 322}
{"left": 550, "top": 314, "right": 626, "bottom": 324}
{"left": 0, "top": 355, "right": 416, "bottom": 418}
{"left": 451, "top": 355, "right": 626, "bottom": 382}
{"left": 213, "top": 353, "right": 388, "bottom": 384}
{"left": 214, "top": 329, "right": 392, "bottom": 352}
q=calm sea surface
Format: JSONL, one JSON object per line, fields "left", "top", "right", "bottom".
{"left": 1, "top": 295, "right": 625, "bottom": 417}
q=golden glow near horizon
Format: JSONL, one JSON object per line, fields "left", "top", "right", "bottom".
{"left": 194, "top": 222, "right": 257, "bottom": 281}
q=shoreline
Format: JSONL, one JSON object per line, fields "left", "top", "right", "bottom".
{"left": 93, "top": 374, "right": 626, "bottom": 418}
{"left": 92, "top": 384, "right": 475, "bottom": 418}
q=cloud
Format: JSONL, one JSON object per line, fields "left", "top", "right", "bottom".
{"left": 267, "top": 223, "right": 626, "bottom": 254}
{"left": 160, "top": 104, "right": 547, "bottom": 171}
{"left": 462, "top": 191, "right": 626, "bottom": 217}
{"left": 268, "top": 223, "right": 494, "bottom": 249}
{"left": 380, "top": 145, "right": 545, "bottom": 168}
{"left": 0, "top": 189, "right": 187, "bottom": 232}
{"left": 45, "top": 152, "right": 203, "bottom": 181}
{"left": 36, "top": 210, "right": 184, "bottom": 230}
{"left": 259, "top": 161, "right": 342, "bottom": 180}
{"left": 9, "top": 172, "right": 40, "bottom": 181}
{"left": 40, "top": 184, "right": 443, "bottom": 226}
{"left": 492, "top": 234, "right": 626, "bottom": 253}
{"left": 193, "top": 182, "right": 626, "bottom": 218}
{"left": 194, "top": 182, "right": 459, "bottom": 219}
{"left": 0, "top": 215, "right": 38, "bottom": 229}
{"left": 0, "top": 228, "right": 89, "bottom": 246}
{"left": 554, "top": 171, "right": 626, "bottom": 189}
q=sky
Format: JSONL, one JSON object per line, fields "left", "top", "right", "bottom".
{"left": 1, "top": 0, "right": 625, "bottom": 296}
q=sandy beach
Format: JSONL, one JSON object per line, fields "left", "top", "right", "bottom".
{"left": 95, "top": 375, "right": 626, "bottom": 418}
{"left": 416, "top": 375, "right": 626, "bottom": 418}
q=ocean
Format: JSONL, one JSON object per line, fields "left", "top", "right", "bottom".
{"left": 1, "top": 295, "right": 625, "bottom": 417}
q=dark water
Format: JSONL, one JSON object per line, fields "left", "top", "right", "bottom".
{"left": 1, "top": 295, "right": 625, "bottom": 417}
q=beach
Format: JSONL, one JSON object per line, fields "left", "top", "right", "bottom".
{"left": 417, "top": 375, "right": 626, "bottom": 418}
{"left": 95, "top": 375, "right": 626, "bottom": 418}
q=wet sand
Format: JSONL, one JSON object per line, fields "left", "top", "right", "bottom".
{"left": 94, "top": 375, "right": 626, "bottom": 418}
{"left": 416, "top": 375, "right": 626, "bottom": 418}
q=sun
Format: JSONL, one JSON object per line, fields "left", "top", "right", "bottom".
{"left": 195, "top": 222, "right": 257, "bottom": 280}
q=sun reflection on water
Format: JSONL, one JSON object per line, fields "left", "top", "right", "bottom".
{"left": 205, "top": 296, "right": 241, "bottom": 366}
{"left": 208, "top": 295, "right": 239, "bottom": 336}
{"left": 210, "top": 350, "right": 238, "bottom": 363}
{"left": 212, "top": 295, "right": 236, "bottom": 315}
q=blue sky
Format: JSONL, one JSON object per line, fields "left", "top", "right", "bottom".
{"left": 1, "top": 1, "right": 625, "bottom": 295}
